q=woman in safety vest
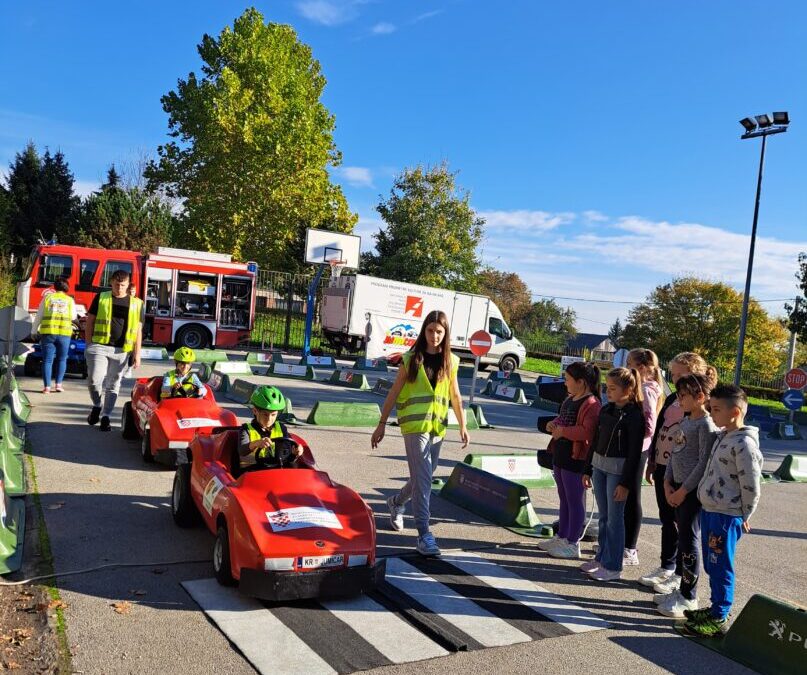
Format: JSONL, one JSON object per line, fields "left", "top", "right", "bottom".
{"left": 371, "top": 310, "right": 469, "bottom": 556}
{"left": 32, "top": 278, "right": 77, "bottom": 393}
{"left": 84, "top": 269, "right": 144, "bottom": 432}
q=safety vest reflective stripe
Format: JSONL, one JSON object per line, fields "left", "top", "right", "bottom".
{"left": 396, "top": 352, "right": 459, "bottom": 437}
{"left": 247, "top": 421, "right": 284, "bottom": 458}
{"left": 92, "top": 292, "right": 143, "bottom": 353}
{"left": 40, "top": 293, "right": 74, "bottom": 336}
{"left": 161, "top": 372, "right": 197, "bottom": 398}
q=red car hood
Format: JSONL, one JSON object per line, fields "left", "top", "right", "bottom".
{"left": 152, "top": 399, "right": 229, "bottom": 442}
{"left": 232, "top": 469, "right": 374, "bottom": 559}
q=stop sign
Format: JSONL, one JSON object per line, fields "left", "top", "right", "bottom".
{"left": 469, "top": 330, "right": 493, "bottom": 357}
{"left": 785, "top": 368, "right": 807, "bottom": 390}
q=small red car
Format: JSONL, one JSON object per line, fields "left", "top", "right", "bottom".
{"left": 121, "top": 376, "right": 238, "bottom": 465}
{"left": 171, "top": 429, "right": 385, "bottom": 601}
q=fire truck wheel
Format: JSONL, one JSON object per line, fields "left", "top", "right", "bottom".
{"left": 175, "top": 324, "right": 210, "bottom": 350}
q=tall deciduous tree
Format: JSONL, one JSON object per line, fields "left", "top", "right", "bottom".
{"left": 621, "top": 276, "right": 788, "bottom": 378}
{"left": 517, "top": 298, "right": 577, "bottom": 342}
{"left": 364, "top": 163, "right": 484, "bottom": 292}
{"left": 785, "top": 252, "right": 807, "bottom": 343}
{"left": 478, "top": 268, "right": 532, "bottom": 324}
{"left": 145, "top": 8, "right": 356, "bottom": 268}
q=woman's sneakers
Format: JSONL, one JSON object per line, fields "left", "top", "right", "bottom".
{"left": 639, "top": 566, "right": 676, "bottom": 588}
{"left": 579, "top": 559, "right": 600, "bottom": 574}
{"left": 623, "top": 548, "right": 639, "bottom": 566}
{"left": 588, "top": 566, "right": 621, "bottom": 582}
{"left": 656, "top": 590, "right": 698, "bottom": 618}
{"left": 549, "top": 541, "right": 581, "bottom": 559}
{"left": 387, "top": 496, "right": 405, "bottom": 531}
{"left": 54, "top": 384, "right": 64, "bottom": 393}
{"left": 537, "top": 536, "right": 565, "bottom": 552}
{"left": 416, "top": 532, "right": 441, "bottom": 557}
{"left": 42, "top": 386, "right": 51, "bottom": 394}
{"left": 653, "top": 573, "right": 682, "bottom": 595}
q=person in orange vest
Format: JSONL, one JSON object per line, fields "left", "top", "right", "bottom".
{"left": 32, "top": 278, "right": 77, "bottom": 394}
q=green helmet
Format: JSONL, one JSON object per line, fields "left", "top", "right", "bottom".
{"left": 250, "top": 385, "right": 285, "bottom": 411}
{"left": 174, "top": 347, "right": 196, "bottom": 363}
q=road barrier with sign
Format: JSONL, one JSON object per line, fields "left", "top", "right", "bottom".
{"left": 489, "top": 384, "right": 529, "bottom": 404}
{"left": 462, "top": 452, "right": 555, "bottom": 488}
{"left": 224, "top": 379, "right": 258, "bottom": 405}
{"left": 353, "top": 357, "right": 388, "bottom": 372}
{"left": 299, "top": 355, "right": 335, "bottom": 368}
{"left": 266, "top": 362, "right": 315, "bottom": 380}
{"left": 140, "top": 347, "right": 169, "bottom": 361}
{"left": 306, "top": 401, "right": 381, "bottom": 427}
{"left": 173, "top": 349, "right": 228, "bottom": 364}
{"left": 327, "top": 369, "right": 371, "bottom": 390}
{"left": 246, "top": 351, "right": 284, "bottom": 365}
{"left": 371, "top": 378, "right": 393, "bottom": 397}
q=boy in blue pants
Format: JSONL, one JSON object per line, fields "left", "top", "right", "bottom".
{"left": 682, "top": 384, "right": 762, "bottom": 637}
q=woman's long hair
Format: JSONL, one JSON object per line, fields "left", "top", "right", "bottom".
{"left": 406, "top": 310, "right": 453, "bottom": 383}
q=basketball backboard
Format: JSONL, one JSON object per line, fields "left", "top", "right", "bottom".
{"left": 304, "top": 229, "right": 361, "bottom": 269}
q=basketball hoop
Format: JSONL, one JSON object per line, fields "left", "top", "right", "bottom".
{"left": 329, "top": 259, "right": 346, "bottom": 280}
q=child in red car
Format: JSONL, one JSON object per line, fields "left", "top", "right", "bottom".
{"left": 161, "top": 347, "right": 207, "bottom": 399}
{"left": 238, "top": 385, "right": 302, "bottom": 470}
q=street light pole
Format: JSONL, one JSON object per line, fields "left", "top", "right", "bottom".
{"left": 734, "top": 133, "right": 767, "bottom": 386}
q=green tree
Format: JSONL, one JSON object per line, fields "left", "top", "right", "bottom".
{"left": 364, "top": 163, "right": 484, "bottom": 291}
{"left": 785, "top": 252, "right": 807, "bottom": 342}
{"left": 102, "top": 164, "right": 122, "bottom": 191}
{"left": 145, "top": 8, "right": 356, "bottom": 269}
{"left": 78, "top": 187, "right": 176, "bottom": 253}
{"left": 608, "top": 317, "right": 624, "bottom": 349}
{"left": 478, "top": 268, "right": 532, "bottom": 324}
{"left": 517, "top": 298, "right": 577, "bottom": 339}
{"left": 621, "top": 276, "right": 789, "bottom": 377}
{"left": 0, "top": 183, "right": 11, "bottom": 253}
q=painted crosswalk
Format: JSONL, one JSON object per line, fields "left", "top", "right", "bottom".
{"left": 182, "top": 552, "right": 608, "bottom": 675}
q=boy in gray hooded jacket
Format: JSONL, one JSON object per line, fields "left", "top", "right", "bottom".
{"left": 682, "top": 384, "right": 762, "bottom": 637}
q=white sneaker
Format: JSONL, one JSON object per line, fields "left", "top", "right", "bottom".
{"left": 387, "top": 496, "right": 405, "bottom": 532}
{"left": 623, "top": 548, "right": 639, "bottom": 566}
{"left": 656, "top": 590, "right": 698, "bottom": 618}
{"left": 653, "top": 574, "right": 681, "bottom": 595}
{"left": 639, "top": 567, "right": 675, "bottom": 588}
{"left": 580, "top": 559, "right": 600, "bottom": 573}
{"left": 588, "top": 566, "right": 621, "bottom": 582}
{"left": 416, "top": 532, "right": 441, "bottom": 557}
{"left": 537, "top": 536, "right": 565, "bottom": 552}
{"left": 549, "top": 542, "right": 581, "bottom": 559}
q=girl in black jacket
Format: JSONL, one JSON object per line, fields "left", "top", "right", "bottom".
{"left": 581, "top": 368, "right": 645, "bottom": 581}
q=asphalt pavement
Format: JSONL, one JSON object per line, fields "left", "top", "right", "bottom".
{"left": 17, "top": 354, "right": 807, "bottom": 674}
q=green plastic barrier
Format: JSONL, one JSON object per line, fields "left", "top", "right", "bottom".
{"left": 462, "top": 452, "right": 555, "bottom": 488}
{"left": 327, "top": 370, "right": 370, "bottom": 391}
{"left": 266, "top": 362, "right": 315, "bottom": 380}
{"left": 278, "top": 398, "right": 303, "bottom": 426}
{"left": 172, "top": 349, "right": 227, "bottom": 363}
{"left": 205, "top": 370, "right": 233, "bottom": 393}
{"left": 678, "top": 594, "right": 807, "bottom": 675}
{"left": 299, "top": 355, "right": 335, "bottom": 368}
{"left": 246, "top": 351, "right": 284, "bottom": 365}
{"left": 438, "top": 463, "right": 550, "bottom": 538}
{"left": 306, "top": 402, "right": 381, "bottom": 427}
{"left": 489, "top": 384, "right": 528, "bottom": 404}
{"left": 224, "top": 379, "right": 257, "bottom": 405}
{"left": 0, "top": 477, "right": 26, "bottom": 575}
{"left": 469, "top": 403, "right": 493, "bottom": 429}
{"left": 139, "top": 347, "right": 169, "bottom": 360}
{"left": 6, "top": 378, "right": 31, "bottom": 423}
{"left": 769, "top": 422, "right": 803, "bottom": 441}
{"left": 0, "top": 406, "right": 25, "bottom": 496}
{"left": 353, "top": 357, "right": 388, "bottom": 372}
{"left": 773, "top": 454, "right": 807, "bottom": 482}
{"left": 371, "top": 378, "right": 393, "bottom": 397}
{"left": 447, "top": 407, "right": 480, "bottom": 431}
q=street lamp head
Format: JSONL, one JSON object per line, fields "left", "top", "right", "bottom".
{"left": 755, "top": 114, "right": 773, "bottom": 128}
{"left": 739, "top": 117, "right": 757, "bottom": 132}
{"left": 772, "top": 111, "right": 790, "bottom": 125}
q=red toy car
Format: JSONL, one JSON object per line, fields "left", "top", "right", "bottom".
{"left": 121, "top": 376, "right": 238, "bottom": 465}
{"left": 171, "top": 428, "right": 385, "bottom": 601}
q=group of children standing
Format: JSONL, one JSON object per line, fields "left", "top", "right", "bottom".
{"left": 540, "top": 349, "right": 763, "bottom": 637}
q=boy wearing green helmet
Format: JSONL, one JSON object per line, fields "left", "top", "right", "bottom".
{"left": 238, "top": 385, "right": 302, "bottom": 469}
{"left": 160, "top": 347, "right": 207, "bottom": 399}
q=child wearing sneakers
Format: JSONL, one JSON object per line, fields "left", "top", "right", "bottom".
{"left": 581, "top": 368, "right": 645, "bottom": 581}
{"left": 682, "top": 384, "right": 762, "bottom": 637}
{"left": 655, "top": 370, "right": 719, "bottom": 618}
{"left": 538, "top": 362, "right": 601, "bottom": 560}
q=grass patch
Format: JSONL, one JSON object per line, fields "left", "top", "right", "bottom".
{"left": 25, "top": 450, "right": 73, "bottom": 674}
{"left": 522, "top": 357, "right": 561, "bottom": 376}
{"left": 747, "top": 395, "right": 806, "bottom": 415}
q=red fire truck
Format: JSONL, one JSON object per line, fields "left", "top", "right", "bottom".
{"left": 17, "top": 244, "right": 257, "bottom": 349}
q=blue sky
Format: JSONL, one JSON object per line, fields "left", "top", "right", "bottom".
{"left": 1, "top": 1, "right": 805, "bottom": 332}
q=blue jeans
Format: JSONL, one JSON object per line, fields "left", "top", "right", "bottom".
{"left": 592, "top": 467, "right": 626, "bottom": 572}
{"left": 40, "top": 334, "right": 71, "bottom": 387}
{"left": 701, "top": 510, "right": 744, "bottom": 620}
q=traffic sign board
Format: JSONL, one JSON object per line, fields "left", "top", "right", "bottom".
{"left": 469, "top": 330, "right": 493, "bottom": 358}
{"left": 784, "top": 368, "right": 807, "bottom": 391}
{"left": 782, "top": 389, "right": 805, "bottom": 411}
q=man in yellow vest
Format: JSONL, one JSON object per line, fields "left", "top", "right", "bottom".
{"left": 84, "top": 269, "right": 144, "bottom": 431}
{"left": 32, "top": 278, "right": 77, "bottom": 394}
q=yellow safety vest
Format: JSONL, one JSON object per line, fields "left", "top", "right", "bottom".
{"left": 40, "top": 292, "right": 74, "bottom": 337}
{"left": 247, "top": 421, "right": 285, "bottom": 460}
{"left": 396, "top": 352, "right": 459, "bottom": 437}
{"left": 92, "top": 292, "right": 143, "bottom": 353}
{"left": 161, "top": 371, "right": 197, "bottom": 398}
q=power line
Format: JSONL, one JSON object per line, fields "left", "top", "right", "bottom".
{"left": 529, "top": 291, "right": 796, "bottom": 307}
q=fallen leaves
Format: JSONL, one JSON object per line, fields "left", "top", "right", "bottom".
{"left": 0, "top": 629, "right": 32, "bottom": 647}
{"left": 110, "top": 601, "right": 132, "bottom": 615}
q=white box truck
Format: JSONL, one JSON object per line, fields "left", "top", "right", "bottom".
{"left": 321, "top": 274, "right": 527, "bottom": 371}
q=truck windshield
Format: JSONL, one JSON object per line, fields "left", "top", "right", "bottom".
{"left": 37, "top": 254, "right": 73, "bottom": 285}
{"left": 488, "top": 317, "right": 512, "bottom": 340}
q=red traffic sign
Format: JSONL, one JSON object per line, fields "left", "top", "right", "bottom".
{"left": 785, "top": 368, "right": 807, "bottom": 390}
{"left": 469, "top": 330, "right": 493, "bottom": 357}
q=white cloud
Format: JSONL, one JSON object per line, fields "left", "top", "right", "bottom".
{"left": 413, "top": 10, "right": 443, "bottom": 23}
{"left": 73, "top": 179, "right": 100, "bottom": 198}
{"left": 582, "top": 209, "right": 608, "bottom": 224}
{"left": 338, "top": 166, "right": 374, "bottom": 188}
{"left": 479, "top": 209, "right": 575, "bottom": 232}
{"left": 371, "top": 22, "right": 396, "bottom": 35}
{"left": 296, "top": 1, "right": 359, "bottom": 26}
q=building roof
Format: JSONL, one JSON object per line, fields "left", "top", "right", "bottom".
{"left": 566, "top": 333, "right": 614, "bottom": 352}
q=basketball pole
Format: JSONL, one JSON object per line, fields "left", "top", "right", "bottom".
{"left": 302, "top": 264, "right": 327, "bottom": 358}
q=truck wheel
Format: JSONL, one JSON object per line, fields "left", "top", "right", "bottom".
{"left": 213, "top": 523, "right": 236, "bottom": 586}
{"left": 500, "top": 355, "right": 518, "bottom": 372}
{"left": 141, "top": 431, "right": 155, "bottom": 463}
{"left": 175, "top": 324, "right": 210, "bottom": 350}
{"left": 121, "top": 401, "right": 139, "bottom": 440}
{"left": 172, "top": 463, "right": 200, "bottom": 528}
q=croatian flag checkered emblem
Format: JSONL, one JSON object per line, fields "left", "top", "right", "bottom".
{"left": 269, "top": 511, "right": 291, "bottom": 528}
{"left": 508, "top": 458, "right": 516, "bottom": 473}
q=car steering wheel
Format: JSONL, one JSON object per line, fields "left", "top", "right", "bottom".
{"left": 174, "top": 383, "right": 201, "bottom": 398}
{"left": 255, "top": 436, "right": 298, "bottom": 468}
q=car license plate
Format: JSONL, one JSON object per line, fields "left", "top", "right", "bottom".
{"left": 300, "top": 554, "right": 344, "bottom": 569}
